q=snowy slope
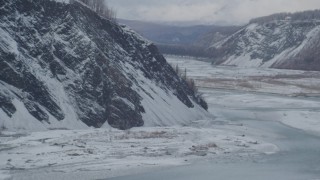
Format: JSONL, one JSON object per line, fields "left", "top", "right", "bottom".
{"left": 0, "top": 0, "right": 208, "bottom": 131}
{"left": 209, "top": 10, "right": 320, "bottom": 71}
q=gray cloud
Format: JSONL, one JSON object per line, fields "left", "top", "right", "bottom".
{"left": 106, "top": 0, "right": 320, "bottom": 25}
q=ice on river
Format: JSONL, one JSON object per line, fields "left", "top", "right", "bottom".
{"left": 166, "top": 55, "right": 320, "bottom": 136}
{"left": 1, "top": 56, "right": 320, "bottom": 179}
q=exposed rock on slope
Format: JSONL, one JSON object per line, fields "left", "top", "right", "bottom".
{"left": 209, "top": 10, "right": 320, "bottom": 71}
{"left": 0, "top": 0, "right": 207, "bottom": 131}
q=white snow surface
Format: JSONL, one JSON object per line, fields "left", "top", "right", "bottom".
{"left": 137, "top": 73, "right": 208, "bottom": 127}
{"left": 167, "top": 56, "right": 320, "bottom": 135}
{"left": 0, "top": 28, "right": 18, "bottom": 54}
{"left": 0, "top": 125, "right": 277, "bottom": 180}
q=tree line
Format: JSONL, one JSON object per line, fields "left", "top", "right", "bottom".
{"left": 171, "top": 64, "right": 208, "bottom": 110}
{"left": 250, "top": 9, "right": 320, "bottom": 24}
{"left": 70, "top": 0, "right": 116, "bottom": 22}
{"left": 157, "top": 44, "right": 213, "bottom": 59}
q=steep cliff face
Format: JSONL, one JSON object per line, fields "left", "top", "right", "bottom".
{"left": 209, "top": 10, "right": 320, "bottom": 71}
{"left": 0, "top": 0, "right": 207, "bottom": 131}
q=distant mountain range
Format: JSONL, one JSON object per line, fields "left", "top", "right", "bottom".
{"left": 208, "top": 10, "right": 320, "bottom": 71}
{"left": 119, "top": 19, "right": 216, "bottom": 45}
{"left": 121, "top": 10, "right": 320, "bottom": 71}
{"left": 119, "top": 19, "right": 240, "bottom": 57}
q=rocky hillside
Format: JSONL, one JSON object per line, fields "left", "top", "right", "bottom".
{"left": 193, "top": 26, "right": 240, "bottom": 48}
{"left": 0, "top": 0, "right": 208, "bottom": 131}
{"left": 209, "top": 10, "right": 320, "bottom": 71}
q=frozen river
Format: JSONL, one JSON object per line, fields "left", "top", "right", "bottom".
{"left": 3, "top": 57, "right": 320, "bottom": 180}
{"left": 109, "top": 57, "right": 320, "bottom": 180}
{"left": 110, "top": 90, "right": 320, "bottom": 180}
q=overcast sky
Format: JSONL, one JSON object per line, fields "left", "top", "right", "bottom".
{"left": 105, "top": 0, "right": 320, "bottom": 25}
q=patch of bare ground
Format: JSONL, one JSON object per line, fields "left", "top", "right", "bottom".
{"left": 197, "top": 74, "right": 320, "bottom": 95}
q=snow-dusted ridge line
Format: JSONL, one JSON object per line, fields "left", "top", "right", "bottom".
{"left": 0, "top": 0, "right": 208, "bottom": 131}
{"left": 209, "top": 12, "right": 320, "bottom": 71}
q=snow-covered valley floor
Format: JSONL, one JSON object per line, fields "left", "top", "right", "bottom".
{"left": 1, "top": 56, "right": 320, "bottom": 180}
{"left": 0, "top": 122, "right": 276, "bottom": 179}
{"left": 167, "top": 55, "right": 320, "bottom": 97}
{"left": 167, "top": 55, "right": 320, "bottom": 136}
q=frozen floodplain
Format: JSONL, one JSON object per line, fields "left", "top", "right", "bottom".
{"left": 1, "top": 56, "right": 320, "bottom": 179}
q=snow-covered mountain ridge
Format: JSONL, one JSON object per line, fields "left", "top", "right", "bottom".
{"left": 0, "top": 0, "right": 208, "bottom": 131}
{"left": 209, "top": 10, "right": 320, "bottom": 71}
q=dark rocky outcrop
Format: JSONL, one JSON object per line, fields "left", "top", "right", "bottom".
{"left": 0, "top": 0, "right": 207, "bottom": 130}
